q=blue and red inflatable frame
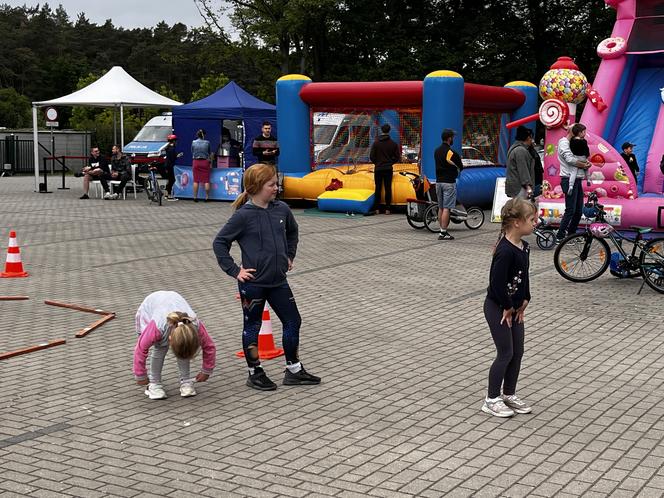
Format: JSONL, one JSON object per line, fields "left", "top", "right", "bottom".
{"left": 275, "top": 72, "right": 539, "bottom": 183}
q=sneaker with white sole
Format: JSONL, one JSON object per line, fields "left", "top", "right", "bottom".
{"left": 103, "top": 192, "right": 113, "bottom": 200}
{"left": 144, "top": 383, "right": 167, "bottom": 400}
{"left": 481, "top": 397, "right": 514, "bottom": 417}
{"left": 111, "top": 193, "right": 120, "bottom": 200}
{"left": 502, "top": 394, "right": 532, "bottom": 414}
{"left": 180, "top": 382, "right": 197, "bottom": 397}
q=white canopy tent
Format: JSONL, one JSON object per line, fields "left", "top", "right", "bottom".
{"left": 31, "top": 66, "right": 182, "bottom": 191}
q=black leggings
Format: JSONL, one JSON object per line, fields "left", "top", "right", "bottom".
{"left": 238, "top": 281, "right": 301, "bottom": 368}
{"left": 373, "top": 167, "right": 393, "bottom": 210}
{"left": 484, "top": 297, "right": 524, "bottom": 398}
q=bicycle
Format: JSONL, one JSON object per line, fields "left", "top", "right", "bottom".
{"left": 402, "top": 171, "right": 435, "bottom": 230}
{"left": 526, "top": 193, "right": 556, "bottom": 251}
{"left": 533, "top": 216, "right": 556, "bottom": 250}
{"left": 423, "top": 202, "right": 485, "bottom": 232}
{"left": 553, "top": 191, "right": 664, "bottom": 294}
{"left": 142, "top": 161, "right": 163, "bottom": 206}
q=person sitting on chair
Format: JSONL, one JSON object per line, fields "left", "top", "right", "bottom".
{"left": 77, "top": 146, "right": 111, "bottom": 199}
{"left": 108, "top": 145, "right": 132, "bottom": 200}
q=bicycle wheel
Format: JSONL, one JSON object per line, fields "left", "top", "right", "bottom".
{"left": 464, "top": 207, "right": 484, "bottom": 230}
{"left": 144, "top": 177, "right": 154, "bottom": 202}
{"left": 424, "top": 204, "right": 439, "bottom": 233}
{"left": 639, "top": 238, "right": 664, "bottom": 294}
{"left": 554, "top": 233, "right": 610, "bottom": 282}
{"left": 536, "top": 229, "right": 556, "bottom": 250}
{"left": 406, "top": 215, "right": 426, "bottom": 230}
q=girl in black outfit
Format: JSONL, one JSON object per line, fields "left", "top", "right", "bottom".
{"left": 482, "top": 198, "right": 537, "bottom": 418}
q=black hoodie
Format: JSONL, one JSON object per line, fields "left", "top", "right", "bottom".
{"left": 213, "top": 200, "right": 298, "bottom": 287}
{"left": 370, "top": 134, "right": 400, "bottom": 170}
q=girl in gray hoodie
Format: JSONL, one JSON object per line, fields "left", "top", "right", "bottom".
{"left": 213, "top": 163, "right": 321, "bottom": 391}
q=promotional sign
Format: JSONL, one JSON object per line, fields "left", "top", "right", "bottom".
{"left": 491, "top": 177, "right": 510, "bottom": 222}
{"left": 538, "top": 201, "right": 622, "bottom": 225}
{"left": 173, "top": 166, "right": 243, "bottom": 201}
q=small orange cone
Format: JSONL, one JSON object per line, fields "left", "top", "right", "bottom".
{"left": 0, "top": 231, "right": 28, "bottom": 278}
{"left": 236, "top": 304, "right": 284, "bottom": 359}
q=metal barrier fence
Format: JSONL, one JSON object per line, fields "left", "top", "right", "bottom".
{"left": 0, "top": 138, "right": 35, "bottom": 174}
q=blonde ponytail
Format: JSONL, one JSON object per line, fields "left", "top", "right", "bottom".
{"left": 166, "top": 312, "right": 200, "bottom": 359}
{"left": 495, "top": 198, "right": 537, "bottom": 250}
{"left": 231, "top": 191, "right": 250, "bottom": 210}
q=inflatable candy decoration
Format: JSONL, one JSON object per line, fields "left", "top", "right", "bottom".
{"left": 587, "top": 84, "right": 608, "bottom": 112}
{"left": 539, "top": 99, "right": 569, "bottom": 129}
{"left": 597, "top": 37, "right": 626, "bottom": 59}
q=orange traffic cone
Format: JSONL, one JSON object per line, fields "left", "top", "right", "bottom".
{"left": 236, "top": 304, "right": 285, "bottom": 360}
{"left": 1, "top": 231, "right": 28, "bottom": 278}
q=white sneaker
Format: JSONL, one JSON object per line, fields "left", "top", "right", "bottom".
{"left": 166, "top": 196, "right": 179, "bottom": 202}
{"left": 180, "top": 382, "right": 197, "bottom": 397}
{"left": 103, "top": 192, "right": 112, "bottom": 199}
{"left": 112, "top": 193, "right": 120, "bottom": 200}
{"left": 502, "top": 394, "right": 532, "bottom": 414}
{"left": 144, "top": 383, "right": 167, "bottom": 400}
{"left": 481, "top": 397, "right": 514, "bottom": 417}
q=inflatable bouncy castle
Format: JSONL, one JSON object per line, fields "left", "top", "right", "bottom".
{"left": 276, "top": 73, "right": 538, "bottom": 208}
{"left": 532, "top": 1, "right": 664, "bottom": 231}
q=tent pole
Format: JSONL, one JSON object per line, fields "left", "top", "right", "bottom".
{"left": 120, "top": 105, "right": 124, "bottom": 149}
{"left": 113, "top": 106, "right": 117, "bottom": 145}
{"left": 32, "top": 106, "right": 40, "bottom": 192}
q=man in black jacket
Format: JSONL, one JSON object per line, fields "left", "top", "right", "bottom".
{"left": 620, "top": 142, "right": 639, "bottom": 179}
{"left": 108, "top": 145, "right": 131, "bottom": 200}
{"left": 369, "top": 124, "right": 400, "bottom": 214}
{"left": 434, "top": 129, "right": 463, "bottom": 240}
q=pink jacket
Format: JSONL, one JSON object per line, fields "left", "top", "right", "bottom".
{"left": 133, "top": 320, "right": 216, "bottom": 380}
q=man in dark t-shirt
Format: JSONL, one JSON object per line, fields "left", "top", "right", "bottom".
{"left": 252, "top": 122, "right": 279, "bottom": 165}
{"left": 77, "top": 146, "right": 110, "bottom": 199}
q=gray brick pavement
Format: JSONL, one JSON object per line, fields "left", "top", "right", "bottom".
{"left": 1, "top": 175, "right": 663, "bottom": 497}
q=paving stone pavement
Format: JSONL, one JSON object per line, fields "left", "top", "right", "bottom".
{"left": 0, "top": 175, "right": 663, "bottom": 498}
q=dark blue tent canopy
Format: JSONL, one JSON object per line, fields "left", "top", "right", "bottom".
{"left": 173, "top": 81, "right": 277, "bottom": 167}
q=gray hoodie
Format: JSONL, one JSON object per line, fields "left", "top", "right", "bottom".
{"left": 505, "top": 141, "right": 535, "bottom": 197}
{"left": 213, "top": 200, "right": 298, "bottom": 287}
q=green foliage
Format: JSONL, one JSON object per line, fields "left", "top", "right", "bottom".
{"left": 0, "top": 0, "right": 619, "bottom": 132}
{"left": 190, "top": 73, "right": 230, "bottom": 101}
{"left": 0, "top": 87, "right": 32, "bottom": 128}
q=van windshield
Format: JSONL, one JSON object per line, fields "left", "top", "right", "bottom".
{"left": 133, "top": 126, "right": 171, "bottom": 142}
{"left": 313, "top": 125, "right": 336, "bottom": 145}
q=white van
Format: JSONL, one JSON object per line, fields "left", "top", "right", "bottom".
{"left": 124, "top": 113, "right": 172, "bottom": 160}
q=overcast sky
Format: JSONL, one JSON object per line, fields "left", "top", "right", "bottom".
{"left": 2, "top": 0, "right": 223, "bottom": 30}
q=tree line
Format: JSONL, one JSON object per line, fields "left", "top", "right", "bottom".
{"left": 0, "top": 1, "right": 614, "bottom": 142}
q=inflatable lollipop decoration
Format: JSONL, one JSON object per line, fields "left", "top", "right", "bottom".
{"left": 539, "top": 99, "right": 569, "bottom": 129}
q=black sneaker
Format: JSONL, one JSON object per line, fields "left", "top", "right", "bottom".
{"left": 79, "top": 194, "right": 89, "bottom": 199}
{"left": 555, "top": 235, "right": 565, "bottom": 245}
{"left": 438, "top": 231, "right": 454, "bottom": 240}
{"left": 246, "top": 367, "right": 277, "bottom": 391}
{"left": 283, "top": 365, "right": 321, "bottom": 385}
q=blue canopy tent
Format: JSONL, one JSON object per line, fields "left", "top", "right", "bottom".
{"left": 172, "top": 81, "right": 276, "bottom": 168}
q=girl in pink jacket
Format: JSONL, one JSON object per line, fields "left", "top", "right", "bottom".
{"left": 133, "top": 291, "right": 216, "bottom": 400}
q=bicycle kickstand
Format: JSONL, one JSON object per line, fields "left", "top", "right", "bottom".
{"left": 637, "top": 278, "right": 647, "bottom": 295}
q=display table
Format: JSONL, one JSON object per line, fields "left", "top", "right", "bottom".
{"left": 173, "top": 166, "right": 243, "bottom": 201}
